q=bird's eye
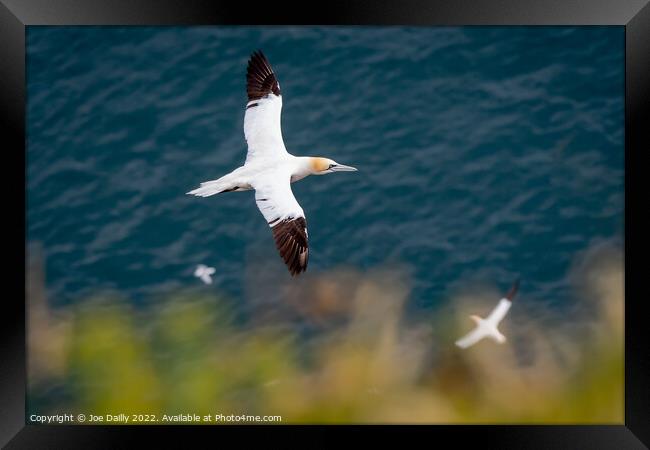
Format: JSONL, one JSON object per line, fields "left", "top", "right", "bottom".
{"left": 328, "top": 164, "right": 335, "bottom": 169}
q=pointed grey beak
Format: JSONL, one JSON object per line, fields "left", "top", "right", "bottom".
{"left": 331, "top": 164, "right": 357, "bottom": 172}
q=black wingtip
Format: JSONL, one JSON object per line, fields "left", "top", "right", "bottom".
{"left": 250, "top": 49, "right": 263, "bottom": 61}
{"left": 271, "top": 217, "right": 309, "bottom": 277}
{"left": 246, "top": 49, "right": 281, "bottom": 101}
{"left": 505, "top": 278, "right": 520, "bottom": 301}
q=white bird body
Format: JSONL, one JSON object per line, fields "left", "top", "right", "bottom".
{"left": 187, "top": 51, "right": 357, "bottom": 275}
{"left": 194, "top": 264, "right": 216, "bottom": 285}
{"left": 191, "top": 155, "right": 314, "bottom": 195}
{"left": 455, "top": 280, "right": 519, "bottom": 349}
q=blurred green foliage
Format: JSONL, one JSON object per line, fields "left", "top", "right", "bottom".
{"left": 27, "top": 246, "right": 623, "bottom": 424}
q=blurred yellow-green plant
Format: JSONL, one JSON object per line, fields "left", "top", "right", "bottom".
{"left": 27, "top": 243, "right": 623, "bottom": 424}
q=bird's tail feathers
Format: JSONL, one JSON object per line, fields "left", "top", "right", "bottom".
{"left": 187, "top": 178, "right": 236, "bottom": 197}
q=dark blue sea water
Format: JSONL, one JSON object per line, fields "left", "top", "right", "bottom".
{"left": 27, "top": 26, "right": 624, "bottom": 313}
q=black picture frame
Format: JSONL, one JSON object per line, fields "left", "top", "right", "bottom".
{"left": 2, "top": 1, "right": 647, "bottom": 448}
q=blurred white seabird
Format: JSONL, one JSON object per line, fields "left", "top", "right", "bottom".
{"left": 194, "top": 264, "right": 216, "bottom": 285}
{"left": 455, "top": 279, "right": 519, "bottom": 349}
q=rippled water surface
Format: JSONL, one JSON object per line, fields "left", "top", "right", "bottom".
{"left": 27, "top": 26, "right": 624, "bottom": 311}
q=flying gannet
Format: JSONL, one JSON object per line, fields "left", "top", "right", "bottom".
{"left": 455, "top": 279, "right": 520, "bottom": 349}
{"left": 194, "top": 264, "right": 216, "bottom": 284}
{"left": 187, "top": 51, "right": 357, "bottom": 276}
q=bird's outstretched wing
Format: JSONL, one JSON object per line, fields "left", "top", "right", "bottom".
{"left": 253, "top": 174, "right": 308, "bottom": 276}
{"left": 455, "top": 327, "right": 487, "bottom": 349}
{"left": 485, "top": 279, "right": 519, "bottom": 324}
{"left": 244, "top": 51, "right": 288, "bottom": 163}
{"left": 485, "top": 298, "right": 512, "bottom": 325}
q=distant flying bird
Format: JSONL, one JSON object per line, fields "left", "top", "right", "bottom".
{"left": 455, "top": 279, "right": 520, "bottom": 349}
{"left": 187, "top": 50, "right": 357, "bottom": 276}
{"left": 194, "top": 264, "right": 216, "bottom": 285}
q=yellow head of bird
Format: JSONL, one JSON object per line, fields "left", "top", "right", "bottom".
{"left": 310, "top": 157, "right": 357, "bottom": 175}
